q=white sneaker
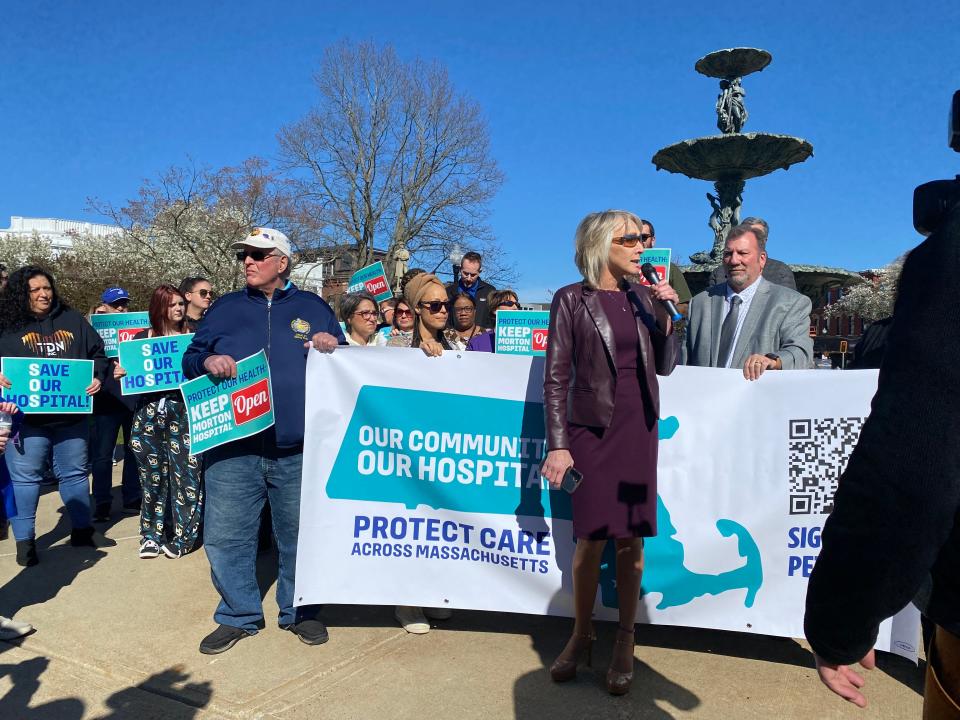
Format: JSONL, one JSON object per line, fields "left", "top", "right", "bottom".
{"left": 139, "top": 539, "right": 161, "bottom": 559}
{"left": 423, "top": 607, "right": 453, "bottom": 620}
{"left": 395, "top": 606, "right": 430, "bottom": 634}
{"left": 0, "top": 615, "right": 34, "bottom": 640}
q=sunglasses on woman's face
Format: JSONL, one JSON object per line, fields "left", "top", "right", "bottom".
{"left": 419, "top": 301, "right": 450, "bottom": 314}
{"left": 497, "top": 300, "right": 519, "bottom": 308}
{"left": 194, "top": 289, "right": 214, "bottom": 298}
{"left": 611, "top": 234, "right": 644, "bottom": 248}
{"left": 395, "top": 308, "right": 413, "bottom": 317}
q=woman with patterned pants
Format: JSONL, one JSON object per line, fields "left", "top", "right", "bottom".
{"left": 115, "top": 285, "right": 203, "bottom": 559}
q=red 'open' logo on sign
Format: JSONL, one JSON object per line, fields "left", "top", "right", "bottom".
{"left": 365, "top": 276, "right": 388, "bottom": 295}
{"left": 532, "top": 328, "right": 549, "bottom": 352}
{"left": 231, "top": 379, "right": 271, "bottom": 425}
{"left": 118, "top": 327, "right": 149, "bottom": 342}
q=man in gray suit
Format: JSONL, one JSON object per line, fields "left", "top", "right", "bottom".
{"left": 686, "top": 223, "right": 813, "bottom": 380}
{"left": 707, "top": 217, "right": 797, "bottom": 290}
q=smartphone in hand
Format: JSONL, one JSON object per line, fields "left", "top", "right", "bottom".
{"left": 559, "top": 466, "right": 583, "bottom": 494}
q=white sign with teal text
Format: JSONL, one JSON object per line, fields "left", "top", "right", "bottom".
{"left": 295, "top": 353, "right": 919, "bottom": 662}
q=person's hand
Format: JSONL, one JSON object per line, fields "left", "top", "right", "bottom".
{"left": 305, "top": 332, "right": 340, "bottom": 353}
{"left": 390, "top": 327, "right": 400, "bottom": 337}
{"left": 419, "top": 339, "right": 444, "bottom": 357}
{"left": 541, "top": 449, "right": 574, "bottom": 489}
{"left": 204, "top": 354, "right": 238, "bottom": 379}
{"left": 113, "top": 364, "right": 127, "bottom": 379}
{"left": 814, "top": 650, "right": 875, "bottom": 708}
{"left": 0, "top": 373, "right": 10, "bottom": 390}
{"left": 743, "top": 353, "right": 779, "bottom": 380}
{"left": 85, "top": 378, "right": 101, "bottom": 396}
{"left": 0, "top": 401, "right": 17, "bottom": 455}
{"left": 649, "top": 279, "right": 679, "bottom": 307}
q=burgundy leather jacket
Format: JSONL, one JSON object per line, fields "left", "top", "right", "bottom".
{"left": 544, "top": 280, "right": 679, "bottom": 450}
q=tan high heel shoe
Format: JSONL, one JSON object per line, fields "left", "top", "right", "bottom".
{"left": 606, "top": 626, "right": 635, "bottom": 695}
{"left": 549, "top": 632, "right": 595, "bottom": 683}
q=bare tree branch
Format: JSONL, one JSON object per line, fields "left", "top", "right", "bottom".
{"left": 277, "top": 40, "right": 513, "bottom": 287}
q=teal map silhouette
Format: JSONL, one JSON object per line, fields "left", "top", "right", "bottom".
{"left": 326, "top": 386, "right": 762, "bottom": 609}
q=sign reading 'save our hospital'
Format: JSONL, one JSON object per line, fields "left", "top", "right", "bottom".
{"left": 117, "top": 334, "right": 193, "bottom": 396}
{"left": 0, "top": 358, "right": 94, "bottom": 414}
{"left": 91, "top": 312, "right": 150, "bottom": 358}
{"left": 179, "top": 350, "right": 274, "bottom": 454}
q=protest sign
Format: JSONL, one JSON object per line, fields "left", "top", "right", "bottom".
{"left": 297, "top": 352, "right": 920, "bottom": 662}
{"left": 638, "top": 248, "right": 672, "bottom": 286}
{"left": 117, "top": 333, "right": 194, "bottom": 396}
{"left": 180, "top": 350, "right": 274, "bottom": 454}
{"left": 0, "top": 358, "right": 94, "bottom": 414}
{"left": 91, "top": 312, "right": 150, "bottom": 358}
{"left": 348, "top": 261, "right": 393, "bottom": 303}
{"left": 494, "top": 310, "right": 550, "bottom": 356}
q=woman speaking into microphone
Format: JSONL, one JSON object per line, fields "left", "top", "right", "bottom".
{"left": 541, "top": 210, "right": 679, "bottom": 695}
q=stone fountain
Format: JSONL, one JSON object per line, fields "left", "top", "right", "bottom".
{"left": 653, "top": 47, "right": 812, "bottom": 266}
{"left": 652, "top": 48, "right": 862, "bottom": 303}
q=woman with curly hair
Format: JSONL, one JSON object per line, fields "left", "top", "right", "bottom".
{"left": 0, "top": 266, "right": 110, "bottom": 566}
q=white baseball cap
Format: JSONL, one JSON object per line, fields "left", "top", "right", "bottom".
{"left": 233, "top": 227, "right": 292, "bottom": 258}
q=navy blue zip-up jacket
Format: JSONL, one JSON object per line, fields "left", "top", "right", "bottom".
{"left": 182, "top": 283, "right": 345, "bottom": 449}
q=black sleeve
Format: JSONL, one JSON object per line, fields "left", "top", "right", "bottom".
{"left": 804, "top": 206, "right": 960, "bottom": 664}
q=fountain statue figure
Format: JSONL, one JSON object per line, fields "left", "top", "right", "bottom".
{"left": 716, "top": 78, "right": 747, "bottom": 134}
{"left": 692, "top": 180, "right": 744, "bottom": 264}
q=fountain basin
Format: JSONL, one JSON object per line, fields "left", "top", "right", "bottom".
{"left": 695, "top": 48, "right": 772, "bottom": 79}
{"left": 652, "top": 133, "right": 813, "bottom": 181}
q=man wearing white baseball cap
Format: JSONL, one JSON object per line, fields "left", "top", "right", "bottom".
{"left": 183, "top": 227, "right": 345, "bottom": 654}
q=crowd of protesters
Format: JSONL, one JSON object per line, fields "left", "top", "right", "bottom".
{"left": 0, "top": 210, "right": 955, "bottom": 716}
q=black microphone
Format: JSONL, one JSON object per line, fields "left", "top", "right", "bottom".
{"left": 640, "top": 263, "right": 683, "bottom": 322}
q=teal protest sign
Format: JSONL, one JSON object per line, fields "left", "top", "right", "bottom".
{"left": 638, "top": 248, "right": 672, "bottom": 286}
{"left": 0, "top": 358, "right": 94, "bottom": 414}
{"left": 348, "top": 261, "right": 393, "bottom": 303}
{"left": 91, "top": 312, "right": 150, "bottom": 358}
{"left": 117, "top": 333, "right": 194, "bottom": 396}
{"left": 180, "top": 350, "right": 275, "bottom": 454}
{"left": 495, "top": 310, "right": 550, "bottom": 356}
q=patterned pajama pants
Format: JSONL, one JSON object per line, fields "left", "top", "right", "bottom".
{"left": 130, "top": 396, "right": 203, "bottom": 552}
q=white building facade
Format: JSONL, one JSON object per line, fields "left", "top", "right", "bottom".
{"left": 0, "top": 216, "right": 121, "bottom": 253}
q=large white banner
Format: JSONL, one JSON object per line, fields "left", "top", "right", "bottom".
{"left": 296, "top": 349, "right": 919, "bottom": 660}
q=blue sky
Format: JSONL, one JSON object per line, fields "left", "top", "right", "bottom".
{"left": 3, "top": 1, "right": 959, "bottom": 301}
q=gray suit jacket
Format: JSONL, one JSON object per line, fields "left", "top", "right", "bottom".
{"left": 685, "top": 279, "right": 814, "bottom": 369}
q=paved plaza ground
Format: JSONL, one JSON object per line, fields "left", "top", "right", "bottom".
{"left": 0, "top": 473, "right": 925, "bottom": 719}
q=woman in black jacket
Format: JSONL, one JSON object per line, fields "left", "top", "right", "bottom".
{"left": 0, "top": 267, "right": 109, "bottom": 566}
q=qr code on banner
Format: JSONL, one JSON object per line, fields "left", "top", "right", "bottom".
{"left": 788, "top": 417, "right": 865, "bottom": 515}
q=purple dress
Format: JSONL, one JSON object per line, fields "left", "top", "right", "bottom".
{"left": 567, "top": 290, "right": 658, "bottom": 540}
